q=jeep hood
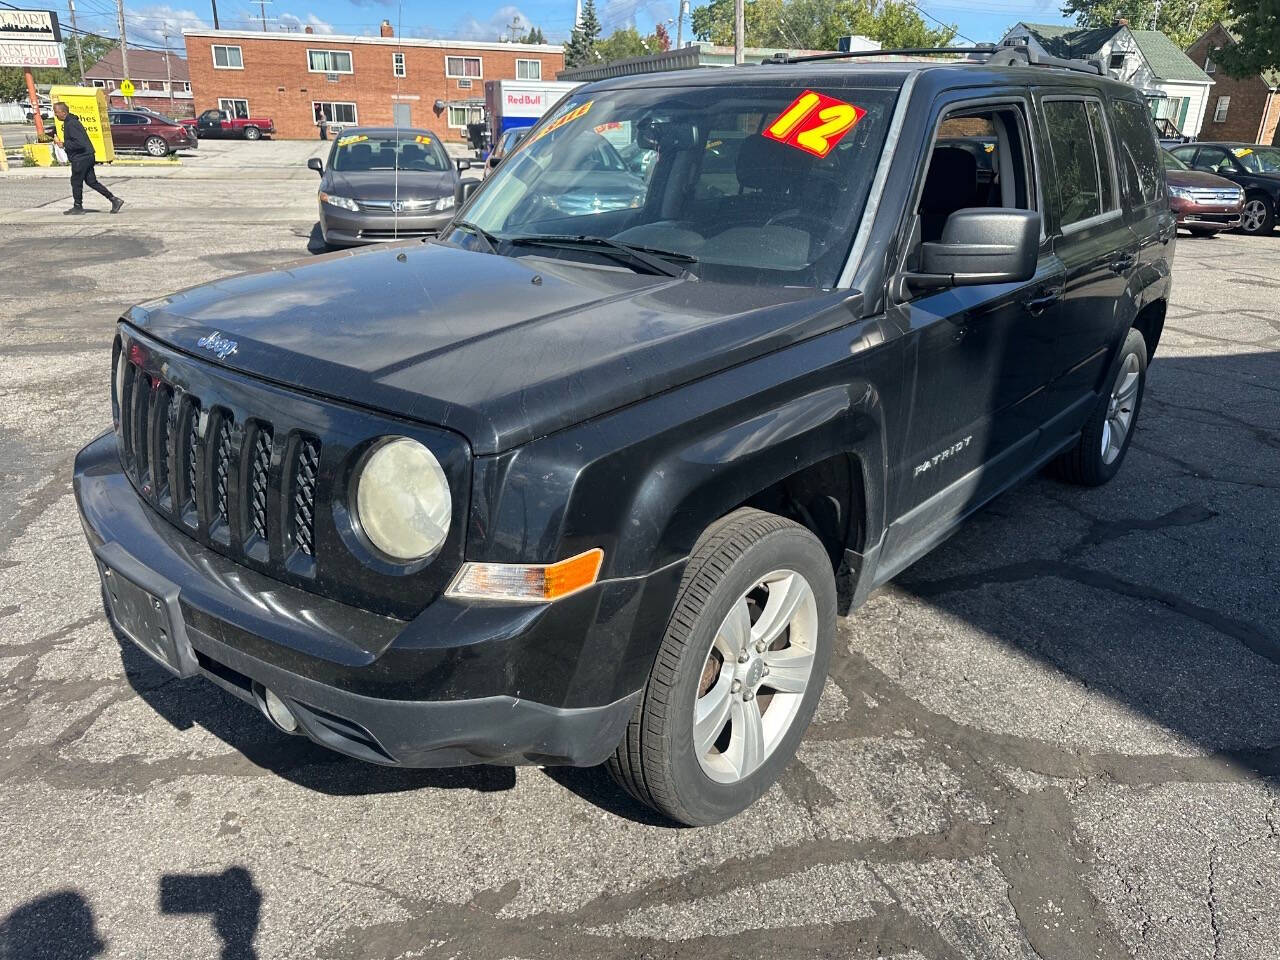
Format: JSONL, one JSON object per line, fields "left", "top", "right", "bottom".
{"left": 125, "top": 242, "right": 855, "bottom": 454}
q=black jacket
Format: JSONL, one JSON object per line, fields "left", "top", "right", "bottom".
{"left": 62, "top": 113, "right": 94, "bottom": 163}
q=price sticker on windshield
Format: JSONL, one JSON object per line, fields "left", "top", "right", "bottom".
{"left": 530, "top": 100, "right": 593, "bottom": 144}
{"left": 336, "top": 134, "right": 368, "bottom": 147}
{"left": 763, "top": 91, "right": 866, "bottom": 158}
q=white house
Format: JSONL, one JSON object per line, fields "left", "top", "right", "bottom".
{"left": 1000, "top": 22, "right": 1214, "bottom": 138}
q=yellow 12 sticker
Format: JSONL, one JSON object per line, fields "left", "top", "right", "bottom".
{"left": 763, "top": 90, "right": 867, "bottom": 158}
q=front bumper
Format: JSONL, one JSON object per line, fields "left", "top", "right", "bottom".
{"left": 319, "top": 203, "right": 454, "bottom": 246}
{"left": 74, "top": 431, "right": 649, "bottom": 768}
{"left": 1170, "top": 198, "right": 1243, "bottom": 231}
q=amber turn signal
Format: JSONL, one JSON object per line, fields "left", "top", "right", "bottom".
{"left": 446, "top": 548, "right": 604, "bottom": 603}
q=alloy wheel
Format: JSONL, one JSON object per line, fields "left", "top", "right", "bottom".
{"left": 1101, "top": 352, "right": 1140, "bottom": 464}
{"left": 145, "top": 137, "right": 167, "bottom": 157}
{"left": 693, "top": 569, "right": 818, "bottom": 784}
{"left": 1241, "top": 199, "right": 1266, "bottom": 233}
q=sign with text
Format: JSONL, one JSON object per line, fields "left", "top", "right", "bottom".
{"left": 0, "top": 40, "right": 66, "bottom": 68}
{"left": 0, "top": 10, "right": 64, "bottom": 68}
{"left": 0, "top": 9, "right": 61, "bottom": 42}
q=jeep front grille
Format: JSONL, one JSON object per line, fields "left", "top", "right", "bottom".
{"left": 114, "top": 349, "right": 320, "bottom": 572}
{"left": 110, "top": 326, "right": 468, "bottom": 619}
{"left": 293, "top": 438, "right": 319, "bottom": 557}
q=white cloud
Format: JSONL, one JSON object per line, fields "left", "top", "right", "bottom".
{"left": 450, "top": 5, "right": 535, "bottom": 41}
{"left": 277, "top": 12, "right": 335, "bottom": 34}
{"left": 123, "top": 4, "right": 209, "bottom": 48}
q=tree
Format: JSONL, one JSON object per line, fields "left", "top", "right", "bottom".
{"left": 597, "top": 27, "right": 651, "bottom": 63}
{"left": 1213, "top": 0, "right": 1280, "bottom": 77}
{"left": 0, "top": 34, "right": 117, "bottom": 103}
{"left": 564, "top": 0, "right": 602, "bottom": 66}
{"left": 1059, "top": 0, "right": 1229, "bottom": 49}
{"left": 691, "top": 0, "right": 953, "bottom": 50}
{"left": 520, "top": 26, "right": 547, "bottom": 44}
{"left": 651, "top": 22, "right": 672, "bottom": 51}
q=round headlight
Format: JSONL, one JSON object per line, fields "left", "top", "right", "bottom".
{"left": 355, "top": 438, "right": 451, "bottom": 561}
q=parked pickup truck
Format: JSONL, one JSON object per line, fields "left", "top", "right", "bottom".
{"left": 182, "top": 108, "right": 275, "bottom": 141}
{"left": 75, "top": 45, "right": 1174, "bottom": 826}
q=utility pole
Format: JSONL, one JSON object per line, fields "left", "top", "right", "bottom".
{"left": 163, "top": 27, "right": 174, "bottom": 116}
{"left": 115, "top": 0, "right": 130, "bottom": 105}
{"left": 210, "top": 0, "right": 219, "bottom": 30}
{"left": 733, "top": 0, "right": 744, "bottom": 64}
{"left": 508, "top": 14, "right": 522, "bottom": 41}
{"left": 676, "top": 0, "right": 688, "bottom": 49}
{"left": 257, "top": 0, "right": 270, "bottom": 31}
{"left": 68, "top": 0, "right": 85, "bottom": 79}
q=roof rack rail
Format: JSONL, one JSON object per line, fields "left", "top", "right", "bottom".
{"left": 985, "top": 44, "right": 1103, "bottom": 76}
{"left": 764, "top": 45, "right": 996, "bottom": 65}
{"left": 763, "top": 42, "right": 1103, "bottom": 76}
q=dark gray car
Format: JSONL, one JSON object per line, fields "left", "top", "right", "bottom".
{"left": 307, "top": 127, "right": 466, "bottom": 246}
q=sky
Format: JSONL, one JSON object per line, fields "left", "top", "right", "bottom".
{"left": 29, "top": 0, "right": 1074, "bottom": 54}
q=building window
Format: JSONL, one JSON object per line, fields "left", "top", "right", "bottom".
{"left": 313, "top": 101, "right": 358, "bottom": 126}
{"left": 447, "top": 105, "right": 470, "bottom": 128}
{"left": 1003, "top": 36, "right": 1028, "bottom": 47}
{"left": 1204, "top": 51, "right": 1217, "bottom": 74}
{"left": 516, "top": 58, "right": 541, "bottom": 80}
{"left": 393, "top": 51, "right": 406, "bottom": 77}
{"left": 1109, "top": 52, "right": 1125, "bottom": 70}
{"left": 1214, "top": 96, "right": 1231, "bottom": 122}
{"left": 445, "top": 56, "right": 482, "bottom": 78}
{"left": 181, "top": 82, "right": 191, "bottom": 93}
{"left": 91, "top": 79, "right": 105, "bottom": 87}
{"left": 307, "top": 49, "right": 353, "bottom": 73}
{"left": 212, "top": 44, "right": 243, "bottom": 69}
{"left": 219, "top": 98, "right": 249, "bottom": 118}
{"left": 145, "top": 80, "right": 164, "bottom": 91}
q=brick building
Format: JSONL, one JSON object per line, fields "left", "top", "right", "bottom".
{"left": 84, "top": 46, "right": 193, "bottom": 116}
{"left": 1186, "top": 23, "right": 1280, "bottom": 146}
{"left": 183, "top": 24, "right": 563, "bottom": 141}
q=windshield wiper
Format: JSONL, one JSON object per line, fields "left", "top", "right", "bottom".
{"left": 507, "top": 234, "right": 695, "bottom": 278}
{"left": 450, "top": 220, "right": 499, "bottom": 254}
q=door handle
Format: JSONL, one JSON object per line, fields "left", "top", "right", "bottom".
{"left": 1109, "top": 255, "right": 1137, "bottom": 273}
{"left": 1022, "top": 286, "right": 1062, "bottom": 316}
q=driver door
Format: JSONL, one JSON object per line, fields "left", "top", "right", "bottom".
{"left": 197, "top": 110, "right": 225, "bottom": 138}
{"left": 882, "top": 94, "right": 1065, "bottom": 573}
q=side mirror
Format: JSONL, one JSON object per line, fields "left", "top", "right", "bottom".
{"left": 455, "top": 158, "right": 473, "bottom": 172}
{"left": 307, "top": 157, "right": 323, "bottom": 174}
{"left": 455, "top": 179, "right": 480, "bottom": 206}
{"left": 899, "top": 208, "right": 1040, "bottom": 297}
{"left": 488, "top": 155, "right": 503, "bottom": 170}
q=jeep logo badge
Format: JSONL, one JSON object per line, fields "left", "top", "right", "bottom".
{"left": 196, "top": 331, "right": 239, "bottom": 360}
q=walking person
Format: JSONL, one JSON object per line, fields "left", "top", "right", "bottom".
{"left": 53, "top": 102, "right": 124, "bottom": 216}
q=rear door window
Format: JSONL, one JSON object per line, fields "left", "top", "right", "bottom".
{"left": 1043, "top": 99, "right": 1106, "bottom": 228}
{"left": 1084, "top": 101, "right": 1117, "bottom": 213}
{"left": 1109, "top": 98, "right": 1165, "bottom": 206}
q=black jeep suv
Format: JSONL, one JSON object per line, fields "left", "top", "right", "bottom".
{"left": 74, "top": 47, "right": 1174, "bottom": 826}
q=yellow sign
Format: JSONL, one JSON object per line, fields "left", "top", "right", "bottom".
{"left": 119, "top": 78, "right": 135, "bottom": 97}
{"left": 50, "top": 85, "right": 115, "bottom": 163}
{"left": 336, "top": 133, "right": 368, "bottom": 147}
{"left": 530, "top": 100, "right": 593, "bottom": 144}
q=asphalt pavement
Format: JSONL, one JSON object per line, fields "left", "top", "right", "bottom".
{"left": 0, "top": 148, "right": 1278, "bottom": 959}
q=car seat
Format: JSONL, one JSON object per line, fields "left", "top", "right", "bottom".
{"left": 919, "top": 146, "right": 979, "bottom": 242}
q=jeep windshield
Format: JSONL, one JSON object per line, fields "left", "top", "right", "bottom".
{"left": 449, "top": 83, "right": 899, "bottom": 287}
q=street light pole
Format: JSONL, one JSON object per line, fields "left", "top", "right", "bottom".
{"left": 115, "top": 0, "right": 130, "bottom": 105}
{"left": 163, "top": 27, "right": 174, "bottom": 115}
{"left": 68, "top": 0, "right": 85, "bottom": 78}
{"left": 733, "top": 0, "right": 744, "bottom": 64}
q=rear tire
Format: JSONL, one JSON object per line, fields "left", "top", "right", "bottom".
{"left": 607, "top": 508, "right": 836, "bottom": 826}
{"left": 1051, "top": 327, "right": 1147, "bottom": 486}
{"left": 243, "top": 126, "right": 261, "bottom": 141}
{"left": 144, "top": 136, "right": 168, "bottom": 157}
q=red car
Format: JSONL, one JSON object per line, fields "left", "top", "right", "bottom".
{"left": 107, "top": 109, "right": 197, "bottom": 157}
{"left": 183, "top": 108, "right": 275, "bottom": 141}
{"left": 1161, "top": 149, "right": 1243, "bottom": 236}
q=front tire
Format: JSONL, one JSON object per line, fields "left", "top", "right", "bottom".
{"left": 243, "top": 126, "right": 261, "bottom": 141}
{"left": 1239, "top": 195, "right": 1275, "bottom": 235}
{"left": 1052, "top": 327, "right": 1147, "bottom": 486}
{"left": 608, "top": 508, "right": 836, "bottom": 826}
{"left": 144, "top": 136, "right": 169, "bottom": 157}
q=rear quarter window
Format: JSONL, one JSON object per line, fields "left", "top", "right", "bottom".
{"left": 1043, "top": 99, "right": 1105, "bottom": 227}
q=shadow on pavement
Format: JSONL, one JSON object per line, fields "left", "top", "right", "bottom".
{"left": 0, "top": 890, "right": 105, "bottom": 960}
{"left": 160, "top": 866, "right": 262, "bottom": 960}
